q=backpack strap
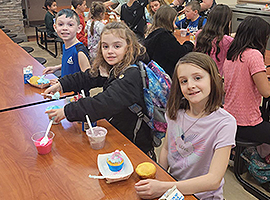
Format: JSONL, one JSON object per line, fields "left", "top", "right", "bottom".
{"left": 198, "top": 16, "right": 206, "bottom": 29}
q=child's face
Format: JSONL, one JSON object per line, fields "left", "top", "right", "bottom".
{"left": 48, "top": 2, "right": 57, "bottom": 12}
{"left": 78, "top": 1, "right": 87, "bottom": 13}
{"left": 177, "top": 63, "right": 211, "bottom": 108}
{"left": 54, "top": 15, "right": 82, "bottom": 42}
{"left": 184, "top": 6, "right": 197, "bottom": 20}
{"left": 150, "top": 1, "right": 161, "bottom": 13}
{"left": 101, "top": 33, "right": 127, "bottom": 66}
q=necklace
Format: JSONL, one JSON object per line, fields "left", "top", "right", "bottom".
{"left": 181, "top": 111, "right": 205, "bottom": 141}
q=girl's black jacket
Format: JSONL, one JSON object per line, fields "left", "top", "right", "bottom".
{"left": 59, "top": 67, "right": 153, "bottom": 153}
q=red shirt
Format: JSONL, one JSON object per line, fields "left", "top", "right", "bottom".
{"left": 76, "top": 14, "right": 87, "bottom": 47}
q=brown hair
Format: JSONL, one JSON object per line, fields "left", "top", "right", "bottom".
{"left": 71, "top": 0, "right": 85, "bottom": 9}
{"left": 89, "top": 2, "right": 106, "bottom": 36}
{"left": 167, "top": 52, "right": 223, "bottom": 120}
{"left": 186, "top": 0, "right": 200, "bottom": 12}
{"left": 148, "top": 5, "right": 177, "bottom": 34}
{"left": 147, "top": 0, "right": 167, "bottom": 16}
{"left": 91, "top": 22, "right": 146, "bottom": 78}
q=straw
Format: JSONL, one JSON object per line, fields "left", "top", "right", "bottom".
{"left": 81, "top": 89, "right": 86, "bottom": 98}
{"left": 85, "top": 115, "right": 94, "bottom": 134}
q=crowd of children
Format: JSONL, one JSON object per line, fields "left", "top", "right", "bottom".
{"left": 40, "top": 0, "right": 270, "bottom": 198}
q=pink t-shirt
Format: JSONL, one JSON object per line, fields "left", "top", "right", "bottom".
{"left": 166, "top": 108, "right": 236, "bottom": 200}
{"left": 195, "top": 31, "right": 233, "bottom": 76}
{"left": 223, "top": 48, "right": 266, "bottom": 126}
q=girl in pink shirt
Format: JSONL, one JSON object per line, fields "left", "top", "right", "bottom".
{"left": 135, "top": 52, "right": 236, "bottom": 200}
{"left": 223, "top": 16, "right": 270, "bottom": 145}
{"left": 195, "top": 4, "right": 233, "bottom": 76}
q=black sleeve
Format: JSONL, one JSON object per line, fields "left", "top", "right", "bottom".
{"left": 59, "top": 69, "right": 107, "bottom": 93}
{"left": 76, "top": 43, "right": 91, "bottom": 61}
{"left": 64, "top": 67, "right": 143, "bottom": 122}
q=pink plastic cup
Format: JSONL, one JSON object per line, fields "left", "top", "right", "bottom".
{"left": 31, "top": 131, "right": 55, "bottom": 155}
{"left": 86, "top": 126, "right": 107, "bottom": 150}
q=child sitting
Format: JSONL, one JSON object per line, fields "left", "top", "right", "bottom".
{"left": 42, "top": 22, "right": 155, "bottom": 158}
{"left": 85, "top": 2, "right": 106, "bottom": 61}
{"left": 135, "top": 52, "right": 237, "bottom": 199}
{"left": 146, "top": 0, "right": 167, "bottom": 23}
{"left": 43, "top": 9, "right": 90, "bottom": 79}
{"left": 195, "top": 4, "right": 233, "bottom": 76}
{"left": 44, "top": 0, "right": 58, "bottom": 38}
{"left": 175, "top": 0, "right": 206, "bottom": 33}
{"left": 72, "top": 0, "right": 88, "bottom": 47}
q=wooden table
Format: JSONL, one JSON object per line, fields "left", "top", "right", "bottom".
{"left": 0, "top": 34, "right": 60, "bottom": 112}
{"left": 0, "top": 100, "right": 196, "bottom": 200}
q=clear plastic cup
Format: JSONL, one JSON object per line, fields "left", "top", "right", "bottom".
{"left": 86, "top": 126, "right": 107, "bottom": 150}
{"left": 180, "top": 29, "right": 187, "bottom": 37}
{"left": 31, "top": 131, "right": 55, "bottom": 155}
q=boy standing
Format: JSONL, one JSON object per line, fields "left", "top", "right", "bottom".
{"left": 43, "top": 9, "right": 91, "bottom": 78}
{"left": 72, "top": 0, "right": 88, "bottom": 47}
{"left": 175, "top": 0, "right": 206, "bottom": 33}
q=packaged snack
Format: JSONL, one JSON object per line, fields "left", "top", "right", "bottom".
{"left": 23, "top": 65, "right": 33, "bottom": 84}
{"left": 159, "top": 185, "right": 184, "bottom": 200}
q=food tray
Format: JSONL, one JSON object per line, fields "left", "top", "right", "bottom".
{"left": 97, "top": 150, "right": 134, "bottom": 183}
{"left": 27, "top": 79, "right": 50, "bottom": 89}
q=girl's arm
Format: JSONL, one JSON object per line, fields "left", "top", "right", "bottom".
{"left": 78, "top": 51, "right": 91, "bottom": 72}
{"left": 159, "top": 134, "right": 169, "bottom": 170}
{"left": 135, "top": 145, "right": 231, "bottom": 199}
{"left": 252, "top": 71, "right": 270, "bottom": 98}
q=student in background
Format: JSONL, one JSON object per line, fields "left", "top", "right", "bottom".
{"left": 175, "top": 1, "right": 206, "bottom": 33}
{"left": 72, "top": 0, "right": 88, "bottom": 47}
{"left": 223, "top": 16, "right": 270, "bottom": 145}
{"left": 43, "top": 9, "right": 90, "bottom": 79}
{"left": 42, "top": 22, "right": 154, "bottom": 158}
{"left": 120, "top": 0, "right": 148, "bottom": 42}
{"left": 195, "top": 4, "right": 233, "bottom": 76}
{"left": 85, "top": 2, "right": 106, "bottom": 62}
{"left": 144, "top": 5, "right": 193, "bottom": 77}
{"left": 146, "top": 0, "right": 167, "bottom": 23}
{"left": 135, "top": 52, "right": 236, "bottom": 199}
{"left": 44, "top": 0, "right": 58, "bottom": 38}
{"left": 171, "top": 0, "right": 216, "bottom": 16}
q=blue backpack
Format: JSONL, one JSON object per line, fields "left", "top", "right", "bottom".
{"left": 128, "top": 60, "right": 172, "bottom": 147}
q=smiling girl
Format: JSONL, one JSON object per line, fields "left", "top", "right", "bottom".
{"left": 135, "top": 52, "right": 236, "bottom": 200}
{"left": 43, "top": 22, "right": 155, "bottom": 157}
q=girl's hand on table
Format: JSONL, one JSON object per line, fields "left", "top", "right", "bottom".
{"left": 45, "top": 108, "right": 65, "bottom": 123}
{"left": 50, "top": 78, "right": 59, "bottom": 85}
{"left": 135, "top": 179, "right": 167, "bottom": 199}
{"left": 42, "top": 82, "right": 62, "bottom": 99}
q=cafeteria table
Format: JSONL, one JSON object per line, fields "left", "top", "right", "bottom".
{"left": 0, "top": 100, "right": 197, "bottom": 200}
{"left": 0, "top": 35, "right": 62, "bottom": 112}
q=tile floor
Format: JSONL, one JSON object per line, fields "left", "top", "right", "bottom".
{"left": 21, "top": 26, "right": 270, "bottom": 200}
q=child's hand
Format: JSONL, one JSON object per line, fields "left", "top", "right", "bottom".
{"left": 42, "top": 82, "right": 62, "bottom": 99}
{"left": 43, "top": 66, "right": 56, "bottom": 74}
{"left": 45, "top": 108, "right": 65, "bottom": 123}
{"left": 135, "top": 179, "right": 166, "bottom": 199}
{"left": 50, "top": 78, "right": 59, "bottom": 85}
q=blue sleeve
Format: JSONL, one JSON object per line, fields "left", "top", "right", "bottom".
{"left": 202, "top": 18, "right": 207, "bottom": 26}
{"left": 175, "top": 18, "right": 186, "bottom": 29}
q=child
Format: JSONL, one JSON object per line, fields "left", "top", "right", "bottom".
{"left": 44, "top": 0, "right": 58, "bottom": 38}
{"left": 72, "top": 0, "right": 88, "bottom": 47}
{"left": 175, "top": 0, "right": 206, "bottom": 33}
{"left": 195, "top": 4, "right": 233, "bottom": 76}
{"left": 120, "top": 0, "right": 148, "bottom": 42}
{"left": 135, "top": 52, "right": 237, "bottom": 199}
{"left": 43, "top": 9, "right": 91, "bottom": 78}
{"left": 171, "top": 0, "right": 216, "bottom": 16}
{"left": 223, "top": 16, "right": 270, "bottom": 145}
{"left": 85, "top": 2, "right": 106, "bottom": 61}
{"left": 144, "top": 5, "right": 193, "bottom": 77}
{"left": 146, "top": 0, "right": 167, "bottom": 23}
{"left": 42, "top": 22, "right": 154, "bottom": 158}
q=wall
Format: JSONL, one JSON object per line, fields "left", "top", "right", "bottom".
{"left": 0, "top": 0, "right": 26, "bottom": 40}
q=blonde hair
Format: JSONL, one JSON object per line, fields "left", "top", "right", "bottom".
{"left": 147, "top": 0, "right": 167, "bottom": 16}
{"left": 91, "top": 22, "right": 146, "bottom": 77}
{"left": 167, "top": 52, "right": 223, "bottom": 120}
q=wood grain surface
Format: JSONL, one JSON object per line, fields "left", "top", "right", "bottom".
{"left": 0, "top": 100, "right": 196, "bottom": 200}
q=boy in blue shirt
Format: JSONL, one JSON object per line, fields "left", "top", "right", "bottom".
{"left": 175, "top": 0, "right": 207, "bottom": 33}
{"left": 43, "top": 9, "right": 90, "bottom": 80}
